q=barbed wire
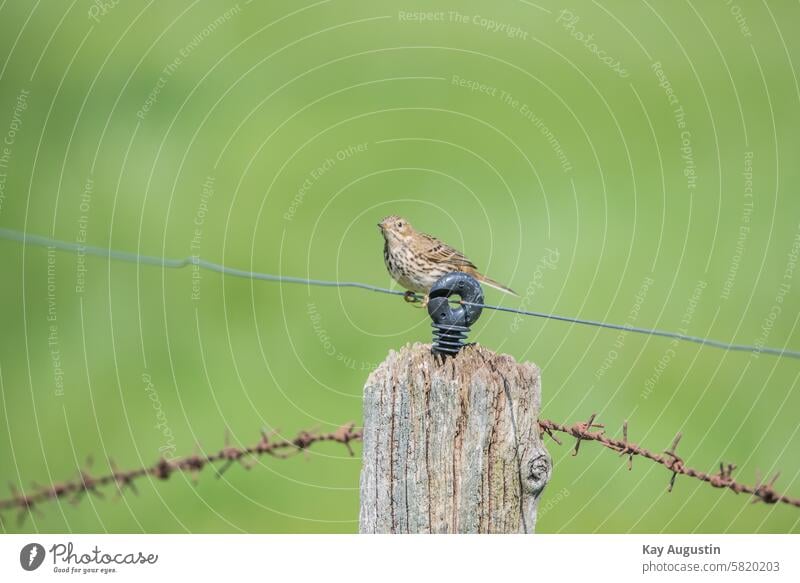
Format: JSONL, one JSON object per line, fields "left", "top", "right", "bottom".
{"left": 1, "top": 414, "right": 797, "bottom": 525}
{"left": 1, "top": 227, "right": 799, "bottom": 360}
{"left": 539, "top": 414, "right": 800, "bottom": 508}
{"left": 0, "top": 423, "right": 361, "bottom": 525}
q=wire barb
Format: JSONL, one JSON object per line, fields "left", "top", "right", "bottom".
{"left": 663, "top": 433, "right": 684, "bottom": 493}
{"left": 571, "top": 412, "right": 603, "bottom": 456}
{"left": 618, "top": 420, "right": 634, "bottom": 471}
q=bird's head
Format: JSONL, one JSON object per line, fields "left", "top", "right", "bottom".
{"left": 378, "top": 215, "right": 414, "bottom": 244}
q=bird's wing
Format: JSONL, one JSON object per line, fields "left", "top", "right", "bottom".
{"left": 419, "top": 232, "right": 477, "bottom": 270}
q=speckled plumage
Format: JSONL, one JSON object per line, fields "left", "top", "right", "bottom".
{"left": 378, "top": 215, "right": 517, "bottom": 298}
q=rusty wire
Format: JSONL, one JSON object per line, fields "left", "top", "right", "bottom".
{"left": 1, "top": 414, "right": 798, "bottom": 524}
{"left": 0, "top": 423, "right": 361, "bottom": 524}
{"left": 538, "top": 414, "right": 800, "bottom": 508}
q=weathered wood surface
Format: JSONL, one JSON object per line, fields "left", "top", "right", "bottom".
{"left": 359, "top": 342, "right": 550, "bottom": 533}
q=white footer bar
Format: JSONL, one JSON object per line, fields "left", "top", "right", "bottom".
{"left": 0, "top": 534, "right": 796, "bottom": 582}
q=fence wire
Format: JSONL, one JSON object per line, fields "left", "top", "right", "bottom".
{"left": 1, "top": 414, "right": 797, "bottom": 525}
{"left": 1, "top": 227, "right": 798, "bottom": 360}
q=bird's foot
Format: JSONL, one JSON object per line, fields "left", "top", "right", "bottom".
{"left": 402, "top": 291, "right": 428, "bottom": 308}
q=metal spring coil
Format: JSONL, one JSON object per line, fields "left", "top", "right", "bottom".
{"left": 431, "top": 322, "right": 471, "bottom": 356}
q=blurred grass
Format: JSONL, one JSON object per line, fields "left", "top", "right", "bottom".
{"left": 0, "top": 0, "right": 799, "bottom": 533}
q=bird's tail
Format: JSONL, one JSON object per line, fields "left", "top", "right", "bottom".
{"left": 475, "top": 274, "right": 518, "bottom": 296}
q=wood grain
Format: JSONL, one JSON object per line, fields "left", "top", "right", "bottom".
{"left": 359, "top": 343, "right": 550, "bottom": 533}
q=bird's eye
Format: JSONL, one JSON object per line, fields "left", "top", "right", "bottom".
{"left": 396, "top": 221, "right": 403, "bottom": 228}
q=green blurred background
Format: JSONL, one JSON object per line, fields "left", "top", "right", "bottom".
{"left": 0, "top": 0, "right": 798, "bottom": 533}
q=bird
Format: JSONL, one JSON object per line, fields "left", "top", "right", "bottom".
{"left": 378, "top": 215, "right": 517, "bottom": 305}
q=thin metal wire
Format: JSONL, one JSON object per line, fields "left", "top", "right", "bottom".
{"left": 1, "top": 227, "right": 798, "bottom": 360}
{"left": 0, "top": 227, "right": 408, "bottom": 296}
{"left": 462, "top": 301, "right": 800, "bottom": 360}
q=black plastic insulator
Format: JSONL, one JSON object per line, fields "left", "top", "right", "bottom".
{"left": 427, "top": 272, "right": 484, "bottom": 356}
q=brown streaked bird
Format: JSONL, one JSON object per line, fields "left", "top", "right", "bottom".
{"left": 378, "top": 215, "right": 517, "bottom": 304}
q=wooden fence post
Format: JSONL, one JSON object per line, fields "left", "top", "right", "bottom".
{"left": 359, "top": 342, "right": 551, "bottom": 533}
